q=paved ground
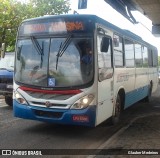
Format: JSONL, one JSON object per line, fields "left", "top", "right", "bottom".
{"left": 92, "top": 85, "right": 160, "bottom": 158}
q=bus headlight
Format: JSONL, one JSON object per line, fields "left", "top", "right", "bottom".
{"left": 71, "top": 94, "right": 94, "bottom": 109}
{"left": 14, "top": 91, "right": 28, "bottom": 105}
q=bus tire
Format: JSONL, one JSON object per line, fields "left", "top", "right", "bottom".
{"left": 112, "top": 94, "right": 122, "bottom": 125}
{"left": 144, "top": 84, "right": 152, "bottom": 102}
{"left": 5, "top": 96, "right": 13, "bottom": 106}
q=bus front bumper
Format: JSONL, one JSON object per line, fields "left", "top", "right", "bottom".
{"left": 13, "top": 100, "right": 96, "bottom": 127}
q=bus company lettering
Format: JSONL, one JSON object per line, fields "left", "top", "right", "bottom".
{"left": 50, "top": 22, "right": 66, "bottom": 32}
{"left": 50, "top": 21, "right": 84, "bottom": 32}
{"left": 117, "top": 73, "right": 129, "bottom": 82}
{"left": 25, "top": 24, "right": 47, "bottom": 34}
{"left": 66, "top": 22, "right": 84, "bottom": 31}
{"left": 24, "top": 21, "right": 84, "bottom": 34}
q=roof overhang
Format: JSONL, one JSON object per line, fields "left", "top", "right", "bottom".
{"left": 104, "top": 0, "right": 160, "bottom": 37}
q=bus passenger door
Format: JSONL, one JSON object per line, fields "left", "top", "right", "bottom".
{"left": 96, "top": 34, "right": 114, "bottom": 125}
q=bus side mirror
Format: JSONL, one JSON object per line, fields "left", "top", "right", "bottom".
{"left": 1, "top": 43, "right": 6, "bottom": 58}
{"left": 78, "top": 0, "right": 87, "bottom": 9}
{"left": 101, "top": 37, "right": 109, "bottom": 52}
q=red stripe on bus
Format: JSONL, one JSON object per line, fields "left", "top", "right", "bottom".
{"left": 19, "top": 86, "right": 82, "bottom": 95}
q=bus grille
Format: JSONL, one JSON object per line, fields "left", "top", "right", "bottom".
{"left": 26, "top": 91, "right": 73, "bottom": 100}
{"left": 31, "top": 101, "right": 68, "bottom": 107}
{"left": 34, "top": 110, "right": 63, "bottom": 118}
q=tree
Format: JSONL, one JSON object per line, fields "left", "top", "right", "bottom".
{"left": 0, "top": 0, "right": 71, "bottom": 52}
{"left": 0, "top": 0, "right": 31, "bottom": 51}
{"left": 30, "top": 0, "right": 71, "bottom": 16}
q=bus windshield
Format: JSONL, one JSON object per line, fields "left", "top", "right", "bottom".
{"left": 15, "top": 37, "right": 93, "bottom": 88}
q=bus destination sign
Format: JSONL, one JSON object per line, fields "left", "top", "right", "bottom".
{"left": 21, "top": 21, "right": 85, "bottom": 35}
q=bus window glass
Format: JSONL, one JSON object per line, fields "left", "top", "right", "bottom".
{"left": 148, "top": 49, "right": 153, "bottom": 67}
{"left": 142, "top": 46, "right": 148, "bottom": 67}
{"left": 152, "top": 49, "right": 158, "bottom": 67}
{"left": 49, "top": 37, "right": 93, "bottom": 87}
{"left": 135, "top": 43, "right": 142, "bottom": 67}
{"left": 113, "top": 34, "right": 123, "bottom": 67}
{"left": 15, "top": 37, "right": 93, "bottom": 88}
{"left": 124, "top": 39, "right": 134, "bottom": 67}
{"left": 97, "top": 35, "right": 112, "bottom": 68}
{"left": 15, "top": 39, "right": 49, "bottom": 86}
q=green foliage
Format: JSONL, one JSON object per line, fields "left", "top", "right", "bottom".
{"left": 0, "top": 0, "right": 71, "bottom": 52}
{"left": 0, "top": 0, "right": 28, "bottom": 51}
{"left": 158, "top": 56, "right": 160, "bottom": 66}
{"left": 30, "top": 0, "right": 71, "bottom": 16}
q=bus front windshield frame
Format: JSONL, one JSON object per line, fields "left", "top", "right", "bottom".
{"left": 15, "top": 35, "right": 94, "bottom": 89}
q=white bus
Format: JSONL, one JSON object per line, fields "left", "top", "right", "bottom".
{"left": 13, "top": 14, "right": 158, "bottom": 127}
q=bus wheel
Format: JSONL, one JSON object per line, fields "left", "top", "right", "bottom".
{"left": 112, "top": 94, "right": 122, "bottom": 125}
{"left": 144, "top": 84, "right": 152, "bottom": 102}
{"left": 5, "top": 96, "right": 13, "bottom": 106}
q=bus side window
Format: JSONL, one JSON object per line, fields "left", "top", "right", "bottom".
{"left": 97, "top": 34, "right": 113, "bottom": 81}
{"left": 142, "top": 46, "right": 148, "bottom": 67}
{"left": 124, "top": 39, "right": 134, "bottom": 68}
{"left": 98, "top": 35, "right": 112, "bottom": 68}
{"left": 135, "top": 43, "right": 143, "bottom": 68}
{"left": 101, "top": 37, "right": 110, "bottom": 52}
{"left": 113, "top": 34, "right": 124, "bottom": 67}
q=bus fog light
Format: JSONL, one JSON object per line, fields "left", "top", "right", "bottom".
{"left": 71, "top": 94, "right": 94, "bottom": 109}
{"left": 14, "top": 92, "right": 28, "bottom": 105}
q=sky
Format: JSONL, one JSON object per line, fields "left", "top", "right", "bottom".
{"left": 69, "top": 0, "right": 160, "bottom": 55}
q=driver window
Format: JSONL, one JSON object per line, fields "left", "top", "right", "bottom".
{"left": 97, "top": 35, "right": 112, "bottom": 68}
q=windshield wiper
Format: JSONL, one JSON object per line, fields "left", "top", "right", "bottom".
{"left": 31, "top": 36, "right": 43, "bottom": 55}
{"left": 56, "top": 34, "right": 72, "bottom": 70}
{"left": 31, "top": 36, "right": 44, "bottom": 68}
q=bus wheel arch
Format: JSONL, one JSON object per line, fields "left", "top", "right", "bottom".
{"left": 112, "top": 88, "right": 125, "bottom": 124}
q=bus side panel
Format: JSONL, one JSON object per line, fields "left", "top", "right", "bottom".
{"left": 135, "top": 68, "right": 149, "bottom": 91}
{"left": 114, "top": 68, "right": 136, "bottom": 108}
{"left": 124, "top": 67, "right": 149, "bottom": 108}
{"left": 124, "top": 85, "right": 149, "bottom": 108}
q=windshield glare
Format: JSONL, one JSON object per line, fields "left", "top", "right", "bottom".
{"left": 15, "top": 37, "right": 93, "bottom": 88}
{"left": 0, "top": 54, "right": 14, "bottom": 71}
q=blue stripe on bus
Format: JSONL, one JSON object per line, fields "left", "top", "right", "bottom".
{"left": 13, "top": 101, "right": 96, "bottom": 127}
{"left": 124, "top": 85, "right": 149, "bottom": 108}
